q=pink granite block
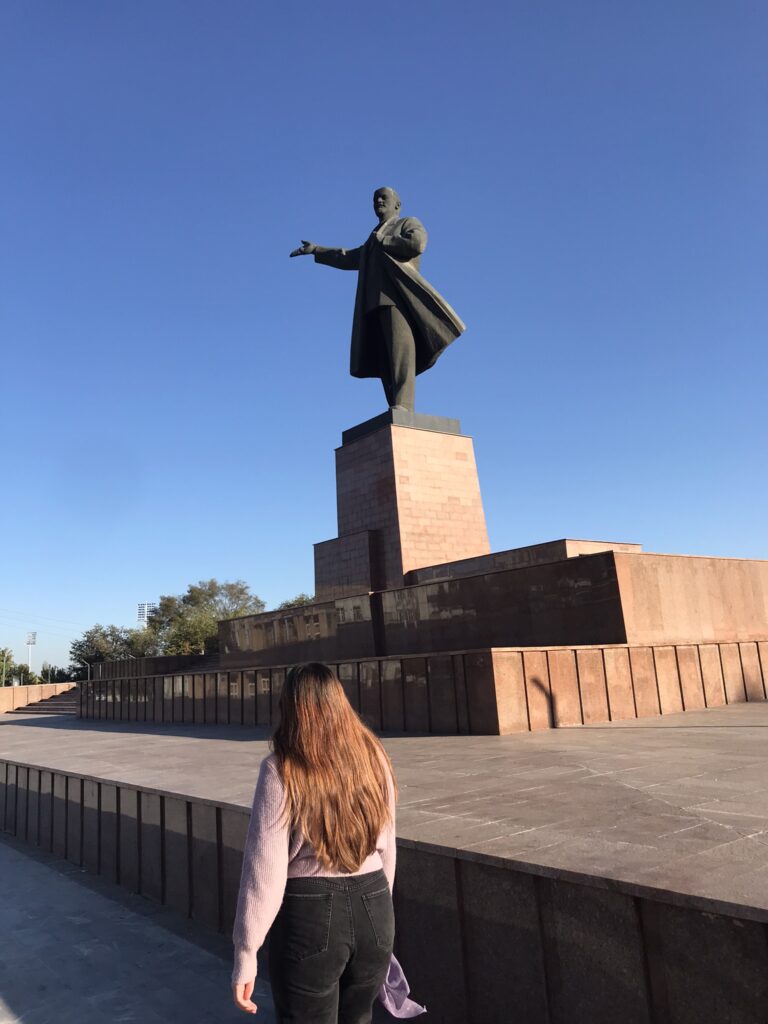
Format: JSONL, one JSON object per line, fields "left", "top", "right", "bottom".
{"left": 547, "top": 650, "right": 582, "bottom": 726}
{"left": 523, "top": 651, "right": 552, "bottom": 730}
{"left": 720, "top": 644, "right": 746, "bottom": 704}
{"left": 652, "top": 647, "right": 683, "bottom": 715}
{"left": 603, "top": 648, "right": 636, "bottom": 720}
{"left": 576, "top": 649, "right": 610, "bottom": 724}
{"left": 739, "top": 642, "right": 766, "bottom": 701}
{"left": 698, "top": 645, "right": 726, "bottom": 707}
{"left": 676, "top": 646, "right": 706, "bottom": 710}
{"left": 628, "top": 647, "right": 661, "bottom": 718}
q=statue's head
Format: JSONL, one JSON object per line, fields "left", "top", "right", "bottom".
{"left": 373, "top": 187, "right": 401, "bottom": 221}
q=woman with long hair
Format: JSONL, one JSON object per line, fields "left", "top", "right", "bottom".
{"left": 231, "top": 662, "right": 423, "bottom": 1022}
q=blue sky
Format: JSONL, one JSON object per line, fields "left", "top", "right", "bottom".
{"left": 1, "top": 1, "right": 766, "bottom": 670}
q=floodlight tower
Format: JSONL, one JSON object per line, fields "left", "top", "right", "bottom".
{"left": 26, "top": 631, "right": 37, "bottom": 672}
{"left": 137, "top": 603, "right": 157, "bottom": 629}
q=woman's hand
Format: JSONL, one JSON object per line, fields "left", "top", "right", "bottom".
{"left": 232, "top": 980, "right": 258, "bottom": 1014}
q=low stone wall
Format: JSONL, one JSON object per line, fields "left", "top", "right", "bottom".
{"left": 0, "top": 683, "right": 74, "bottom": 714}
{"left": 79, "top": 640, "right": 768, "bottom": 735}
{"left": 93, "top": 654, "right": 217, "bottom": 681}
{"left": 2, "top": 759, "right": 766, "bottom": 1023}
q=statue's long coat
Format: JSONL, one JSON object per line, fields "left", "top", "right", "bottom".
{"left": 314, "top": 215, "right": 466, "bottom": 379}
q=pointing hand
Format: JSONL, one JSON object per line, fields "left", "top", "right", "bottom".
{"left": 289, "top": 240, "right": 317, "bottom": 257}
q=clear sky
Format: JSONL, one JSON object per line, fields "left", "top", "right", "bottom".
{"left": 1, "top": 1, "right": 766, "bottom": 671}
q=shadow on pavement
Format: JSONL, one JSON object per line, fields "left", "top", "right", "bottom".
{"left": 0, "top": 831, "right": 275, "bottom": 1024}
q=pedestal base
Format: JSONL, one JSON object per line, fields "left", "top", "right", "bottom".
{"left": 314, "top": 412, "right": 490, "bottom": 600}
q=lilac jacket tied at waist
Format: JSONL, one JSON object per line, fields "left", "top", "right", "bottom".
{"left": 232, "top": 754, "right": 425, "bottom": 1016}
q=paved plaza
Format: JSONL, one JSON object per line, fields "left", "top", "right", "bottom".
{"left": 0, "top": 832, "right": 274, "bottom": 1024}
{"left": 2, "top": 702, "right": 768, "bottom": 917}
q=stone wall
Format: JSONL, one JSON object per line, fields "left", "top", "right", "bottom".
{"left": 93, "top": 654, "right": 215, "bottom": 681}
{"left": 2, "top": 759, "right": 766, "bottom": 1023}
{"left": 80, "top": 639, "right": 768, "bottom": 735}
{"left": 404, "top": 537, "right": 643, "bottom": 584}
{"left": 220, "top": 551, "right": 768, "bottom": 670}
{"left": 220, "top": 549, "right": 630, "bottom": 667}
{"left": 615, "top": 551, "right": 768, "bottom": 645}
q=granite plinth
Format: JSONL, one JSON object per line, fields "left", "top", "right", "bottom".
{"left": 404, "top": 537, "right": 644, "bottom": 584}
{"left": 615, "top": 550, "right": 768, "bottom": 645}
{"left": 315, "top": 414, "right": 490, "bottom": 600}
{"left": 222, "top": 549, "right": 629, "bottom": 666}
{"left": 219, "top": 593, "right": 378, "bottom": 668}
{"left": 340, "top": 409, "right": 461, "bottom": 444}
{"left": 218, "top": 547, "right": 768, "bottom": 669}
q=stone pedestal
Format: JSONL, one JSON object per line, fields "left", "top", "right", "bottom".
{"left": 314, "top": 410, "right": 490, "bottom": 600}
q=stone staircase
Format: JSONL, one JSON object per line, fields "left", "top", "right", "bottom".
{"left": 14, "top": 688, "right": 80, "bottom": 716}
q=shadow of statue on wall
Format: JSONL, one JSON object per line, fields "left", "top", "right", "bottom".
{"left": 527, "top": 676, "right": 556, "bottom": 728}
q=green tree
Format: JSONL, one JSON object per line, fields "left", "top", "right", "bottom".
{"left": 68, "top": 623, "right": 159, "bottom": 678}
{"left": 275, "top": 593, "right": 316, "bottom": 610}
{"left": 0, "top": 647, "right": 16, "bottom": 686}
{"left": 67, "top": 579, "right": 265, "bottom": 669}
{"left": 146, "top": 579, "right": 265, "bottom": 656}
{"left": 124, "top": 627, "right": 161, "bottom": 658}
{"left": 70, "top": 624, "right": 133, "bottom": 674}
{"left": 13, "top": 664, "right": 38, "bottom": 685}
{"left": 40, "top": 662, "right": 72, "bottom": 683}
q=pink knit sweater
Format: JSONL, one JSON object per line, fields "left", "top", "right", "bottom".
{"left": 232, "top": 753, "right": 397, "bottom": 984}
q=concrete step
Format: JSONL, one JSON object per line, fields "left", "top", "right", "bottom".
{"left": 17, "top": 709, "right": 79, "bottom": 716}
{"left": 14, "top": 690, "right": 80, "bottom": 716}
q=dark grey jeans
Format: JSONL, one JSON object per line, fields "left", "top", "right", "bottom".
{"left": 269, "top": 869, "right": 394, "bottom": 1024}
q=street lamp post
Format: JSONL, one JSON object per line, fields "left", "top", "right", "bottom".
{"left": 26, "top": 632, "right": 37, "bottom": 675}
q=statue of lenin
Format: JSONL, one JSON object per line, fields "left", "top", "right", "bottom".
{"left": 290, "top": 187, "right": 465, "bottom": 412}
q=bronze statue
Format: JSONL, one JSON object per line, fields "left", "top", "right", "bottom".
{"left": 290, "top": 187, "right": 465, "bottom": 412}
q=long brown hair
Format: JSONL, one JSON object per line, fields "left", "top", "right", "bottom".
{"left": 272, "top": 662, "right": 396, "bottom": 873}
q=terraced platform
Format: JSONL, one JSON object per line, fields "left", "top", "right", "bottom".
{"left": 1, "top": 704, "right": 767, "bottom": 1023}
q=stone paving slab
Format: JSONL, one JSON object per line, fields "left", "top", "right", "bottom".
{"left": 0, "top": 832, "right": 274, "bottom": 1024}
{"left": 2, "top": 702, "right": 768, "bottom": 918}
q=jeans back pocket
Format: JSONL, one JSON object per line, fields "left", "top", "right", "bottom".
{"left": 361, "top": 887, "right": 395, "bottom": 951}
{"left": 279, "top": 892, "right": 333, "bottom": 962}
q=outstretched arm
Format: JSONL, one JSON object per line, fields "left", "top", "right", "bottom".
{"left": 290, "top": 240, "right": 361, "bottom": 270}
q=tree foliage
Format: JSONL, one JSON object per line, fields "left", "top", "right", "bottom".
{"left": 68, "top": 579, "right": 265, "bottom": 669}
{"left": 41, "top": 662, "right": 72, "bottom": 683}
{"left": 0, "top": 647, "right": 16, "bottom": 686}
{"left": 146, "top": 579, "right": 265, "bottom": 655}
{"left": 13, "top": 664, "right": 37, "bottom": 685}
{"left": 0, "top": 650, "right": 46, "bottom": 685}
{"left": 69, "top": 624, "right": 152, "bottom": 670}
{"left": 275, "top": 593, "right": 316, "bottom": 610}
